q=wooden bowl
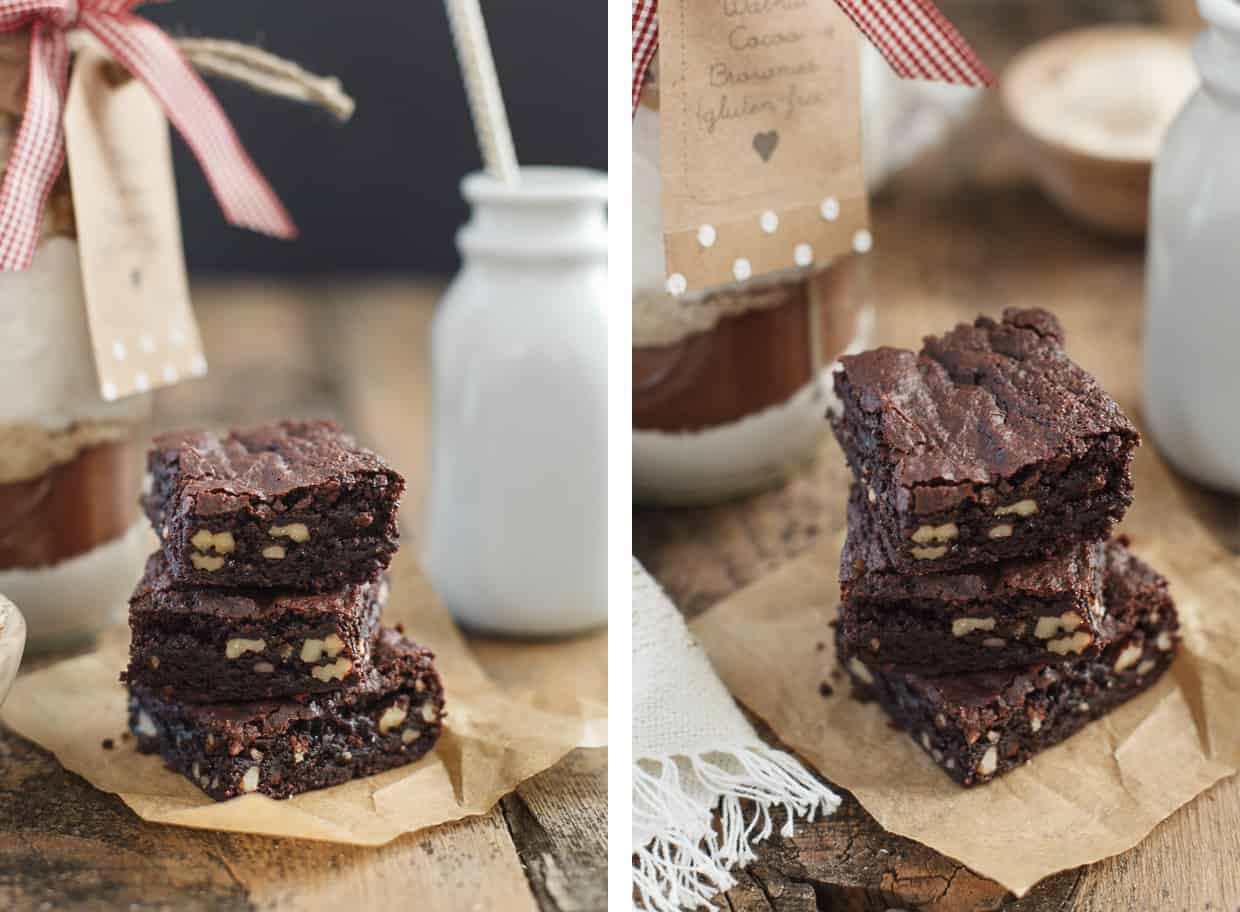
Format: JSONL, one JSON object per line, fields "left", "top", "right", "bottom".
{"left": 1002, "top": 26, "right": 1196, "bottom": 236}
{"left": 0, "top": 595, "right": 25, "bottom": 709}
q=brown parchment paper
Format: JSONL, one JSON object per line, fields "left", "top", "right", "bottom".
{"left": 691, "top": 439, "right": 1240, "bottom": 896}
{"left": 1, "top": 550, "right": 606, "bottom": 846}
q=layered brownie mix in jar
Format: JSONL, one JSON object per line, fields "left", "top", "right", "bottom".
{"left": 632, "top": 66, "right": 874, "bottom": 505}
{"left": 0, "top": 109, "right": 151, "bottom": 653}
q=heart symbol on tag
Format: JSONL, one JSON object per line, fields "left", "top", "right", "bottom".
{"left": 752, "top": 130, "right": 779, "bottom": 162}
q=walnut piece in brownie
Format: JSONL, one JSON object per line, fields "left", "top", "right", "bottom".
{"left": 129, "top": 627, "right": 444, "bottom": 801}
{"left": 122, "top": 552, "right": 387, "bottom": 703}
{"left": 830, "top": 309, "right": 1138, "bottom": 575}
{"left": 144, "top": 421, "right": 404, "bottom": 591}
{"left": 839, "top": 485, "right": 1110, "bottom": 674}
{"left": 839, "top": 539, "right": 1178, "bottom": 787}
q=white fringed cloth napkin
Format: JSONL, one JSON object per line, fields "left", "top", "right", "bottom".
{"left": 632, "top": 560, "right": 840, "bottom": 911}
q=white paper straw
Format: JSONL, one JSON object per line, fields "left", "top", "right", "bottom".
{"left": 444, "top": 0, "right": 520, "bottom": 184}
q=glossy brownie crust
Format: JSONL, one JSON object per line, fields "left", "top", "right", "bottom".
{"left": 123, "top": 553, "right": 387, "bottom": 702}
{"left": 840, "top": 540, "right": 1178, "bottom": 787}
{"left": 144, "top": 421, "right": 404, "bottom": 591}
{"left": 839, "top": 486, "right": 1109, "bottom": 674}
{"left": 830, "top": 309, "right": 1138, "bottom": 575}
{"left": 130, "top": 628, "right": 444, "bottom": 801}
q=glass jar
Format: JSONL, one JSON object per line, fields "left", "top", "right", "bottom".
{"left": 632, "top": 69, "right": 873, "bottom": 505}
{"left": 0, "top": 112, "right": 151, "bottom": 653}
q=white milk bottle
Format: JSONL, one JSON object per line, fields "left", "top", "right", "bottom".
{"left": 1145, "top": 0, "right": 1240, "bottom": 492}
{"left": 421, "top": 167, "right": 608, "bottom": 636}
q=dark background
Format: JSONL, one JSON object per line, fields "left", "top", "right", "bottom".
{"left": 142, "top": 2, "right": 607, "bottom": 277}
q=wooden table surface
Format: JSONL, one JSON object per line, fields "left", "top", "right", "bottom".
{"left": 635, "top": 4, "right": 1239, "bottom": 910}
{"left": 0, "top": 282, "right": 607, "bottom": 912}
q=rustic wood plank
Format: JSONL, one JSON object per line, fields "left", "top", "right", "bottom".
{"left": 0, "top": 731, "right": 249, "bottom": 911}
{"left": 207, "top": 813, "right": 540, "bottom": 912}
{"left": 502, "top": 750, "right": 608, "bottom": 912}
{"left": 714, "top": 870, "right": 777, "bottom": 911}
{"left": 727, "top": 773, "right": 1082, "bottom": 912}
{"left": 741, "top": 867, "right": 817, "bottom": 911}
{"left": 1068, "top": 778, "right": 1240, "bottom": 911}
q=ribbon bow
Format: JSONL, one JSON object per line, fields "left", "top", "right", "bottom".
{"left": 0, "top": 0, "right": 295, "bottom": 271}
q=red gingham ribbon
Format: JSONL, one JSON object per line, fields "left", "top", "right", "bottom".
{"left": 0, "top": 0, "right": 296, "bottom": 271}
{"left": 631, "top": 0, "right": 993, "bottom": 116}
{"left": 833, "top": 0, "right": 994, "bottom": 87}
{"left": 631, "top": 0, "right": 657, "bottom": 115}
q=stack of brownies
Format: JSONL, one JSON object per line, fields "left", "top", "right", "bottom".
{"left": 121, "top": 421, "right": 445, "bottom": 800}
{"left": 830, "top": 309, "right": 1179, "bottom": 786}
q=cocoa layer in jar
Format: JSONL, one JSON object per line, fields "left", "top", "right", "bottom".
{"left": 634, "top": 259, "right": 861, "bottom": 432}
{"left": 0, "top": 437, "right": 141, "bottom": 570}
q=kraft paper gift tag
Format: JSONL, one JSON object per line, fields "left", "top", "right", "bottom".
{"left": 658, "top": 0, "right": 870, "bottom": 293}
{"left": 64, "top": 47, "right": 207, "bottom": 403}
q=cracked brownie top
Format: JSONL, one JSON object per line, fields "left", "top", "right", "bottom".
{"left": 834, "top": 308, "right": 1139, "bottom": 489}
{"left": 146, "top": 420, "right": 400, "bottom": 506}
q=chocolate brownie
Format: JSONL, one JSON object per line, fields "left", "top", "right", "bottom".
{"left": 144, "top": 421, "right": 404, "bottom": 591}
{"left": 830, "top": 309, "right": 1138, "bottom": 575}
{"left": 122, "top": 552, "right": 387, "bottom": 702}
{"left": 129, "top": 627, "right": 444, "bottom": 801}
{"left": 839, "top": 539, "right": 1178, "bottom": 787}
{"left": 839, "top": 485, "right": 1109, "bottom": 674}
